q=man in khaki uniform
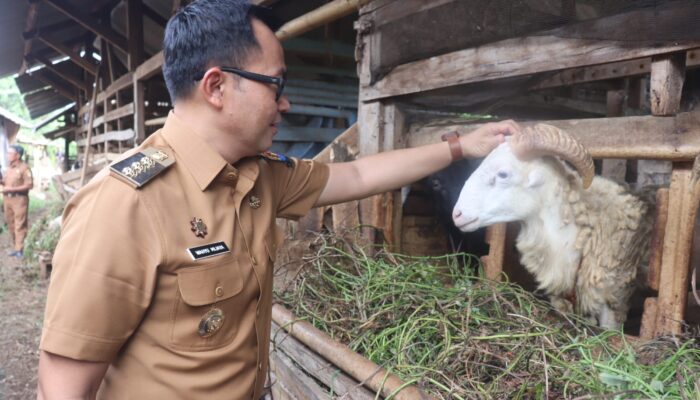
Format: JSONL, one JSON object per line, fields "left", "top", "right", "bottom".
{"left": 3, "top": 144, "right": 33, "bottom": 258}
{"left": 37, "top": 1, "right": 519, "bottom": 399}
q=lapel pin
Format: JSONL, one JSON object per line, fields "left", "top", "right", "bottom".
{"left": 190, "top": 217, "right": 208, "bottom": 238}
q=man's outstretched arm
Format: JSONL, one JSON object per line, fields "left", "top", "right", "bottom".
{"left": 316, "top": 120, "right": 519, "bottom": 207}
{"left": 37, "top": 351, "right": 109, "bottom": 400}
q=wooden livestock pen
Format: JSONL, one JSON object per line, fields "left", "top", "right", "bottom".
{"left": 351, "top": 0, "right": 700, "bottom": 339}
{"left": 288, "top": 0, "right": 700, "bottom": 337}
{"left": 271, "top": 1, "right": 700, "bottom": 397}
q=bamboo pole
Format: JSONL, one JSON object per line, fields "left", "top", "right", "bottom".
{"left": 79, "top": 64, "right": 102, "bottom": 187}
{"left": 275, "top": 0, "right": 372, "bottom": 41}
{"left": 271, "top": 304, "right": 434, "bottom": 400}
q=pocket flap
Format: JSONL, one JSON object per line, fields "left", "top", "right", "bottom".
{"left": 177, "top": 258, "right": 243, "bottom": 306}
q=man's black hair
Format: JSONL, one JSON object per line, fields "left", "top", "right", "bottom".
{"left": 9, "top": 144, "right": 24, "bottom": 159}
{"left": 163, "top": 0, "right": 281, "bottom": 102}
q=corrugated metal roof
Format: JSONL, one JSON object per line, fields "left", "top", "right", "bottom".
{"left": 22, "top": 88, "right": 73, "bottom": 120}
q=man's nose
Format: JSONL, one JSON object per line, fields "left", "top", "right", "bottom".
{"left": 278, "top": 95, "right": 290, "bottom": 113}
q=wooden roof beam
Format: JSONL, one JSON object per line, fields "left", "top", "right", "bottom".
{"left": 19, "top": 1, "right": 41, "bottom": 75}
{"left": 142, "top": 3, "right": 167, "bottom": 27}
{"left": 27, "top": 54, "right": 91, "bottom": 94}
{"left": 29, "top": 69, "right": 77, "bottom": 101}
{"left": 31, "top": 32, "right": 98, "bottom": 75}
{"left": 275, "top": 0, "right": 372, "bottom": 41}
{"left": 42, "top": 0, "right": 128, "bottom": 53}
{"left": 127, "top": 0, "right": 145, "bottom": 70}
{"left": 24, "top": 19, "right": 78, "bottom": 39}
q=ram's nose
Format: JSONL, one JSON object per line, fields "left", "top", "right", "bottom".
{"left": 452, "top": 208, "right": 479, "bottom": 231}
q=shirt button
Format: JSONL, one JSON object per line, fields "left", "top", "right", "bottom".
{"left": 226, "top": 171, "right": 238, "bottom": 181}
{"left": 251, "top": 257, "right": 257, "bottom": 266}
{"left": 258, "top": 363, "right": 262, "bottom": 370}
{"left": 215, "top": 286, "right": 224, "bottom": 297}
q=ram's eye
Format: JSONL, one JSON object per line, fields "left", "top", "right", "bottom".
{"left": 496, "top": 171, "right": 509, "bottom": 179}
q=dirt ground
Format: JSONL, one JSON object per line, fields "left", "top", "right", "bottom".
{"left": 0, "top": 223, "right": 48, "bottom": 400}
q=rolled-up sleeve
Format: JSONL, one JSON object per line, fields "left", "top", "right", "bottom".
{"left": 40, "top": 177, "right": 162, "bottom": 362}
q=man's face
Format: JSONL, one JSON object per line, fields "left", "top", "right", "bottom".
{"left": 223, "top": 18, "right": 290, "bottom": 155}
{"left": 7, "top": 149, "right": 19, "bottom": 163}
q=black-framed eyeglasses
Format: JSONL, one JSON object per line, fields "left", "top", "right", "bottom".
{"left": 196, "top": 67, "right": 286, "bottom": 102}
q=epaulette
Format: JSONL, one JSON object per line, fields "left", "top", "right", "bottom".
{"left": 259, "top": 151, "right": 293, "bottom": 168}
{"left": 109, "top": 148, "right": 175, "bottom": 188}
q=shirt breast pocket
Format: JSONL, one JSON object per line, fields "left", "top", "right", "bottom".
{"left": 171, "top": 256, "right": 244, "bottom": 350}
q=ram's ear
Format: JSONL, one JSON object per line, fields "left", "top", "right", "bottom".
{"left": 526, "top": 168, "right": 545, "bottom": 188}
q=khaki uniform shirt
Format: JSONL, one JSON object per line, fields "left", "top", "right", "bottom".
{"left": 41, "top": 113, "right": 329, "bottom": 399}
{"left": 3, "top": 160, "right": 33, "bottom": 191}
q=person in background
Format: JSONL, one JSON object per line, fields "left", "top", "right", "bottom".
{"left": 2, "top": 144, "right": 33, "bottom": 258}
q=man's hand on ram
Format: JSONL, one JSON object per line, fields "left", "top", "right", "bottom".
{"left": 460, "top": 119, "right": 521, "bottom": 158}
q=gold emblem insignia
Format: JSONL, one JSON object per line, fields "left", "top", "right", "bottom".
{"left": 121, "top": 166, "right": 135, "bottom": 178}
{"left": 131, "top": 161, "right": 143, "bottom": 175}
{"left": 110, "top": 147, "right": 175, "bottom": 189}
{"left": 140, "top": 156, "right": 155, "bottom": 169}
{"left": 150, "top": 150, "right": 169, "bottom": 162}
{"left": 198, "top": 308, "right": 224, "bottom": 338}
{"left": 249, "top": 195, "right": 261, "bottom": 209}
{"left": 190, "top": 217, "right": 208, "bottom": 238}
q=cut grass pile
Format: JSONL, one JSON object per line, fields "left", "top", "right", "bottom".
{"left": 275, "top": 234, "right": 700, "bottom": 399}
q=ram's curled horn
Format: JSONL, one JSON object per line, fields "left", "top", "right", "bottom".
{"left": 510, "top": 123, "right": 594, "bottom": 189}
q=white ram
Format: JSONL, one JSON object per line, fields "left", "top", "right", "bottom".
{"left": 452, "top": 124, "right": 653, "bottom": 328}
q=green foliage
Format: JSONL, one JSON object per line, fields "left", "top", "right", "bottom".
{"left": 24, "top": 197, "right": 65, "bottom": 264}
{"left": 0, "top": 76, "right": 30, "bottom": 121}
{"left": 276, "top": 234, "right": 700, "bottom": 399}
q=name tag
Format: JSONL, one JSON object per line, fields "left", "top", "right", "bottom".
{"left": 187, "top": 241, "right": 230, "bottom": 260}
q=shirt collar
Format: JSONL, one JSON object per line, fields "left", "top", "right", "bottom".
{"left": 161, "top": 111, "right": 229, "bottom": 191}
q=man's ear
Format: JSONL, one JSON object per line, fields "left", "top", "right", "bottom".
{"left": 200, "top": 68, "right": 225, "bottom": 108}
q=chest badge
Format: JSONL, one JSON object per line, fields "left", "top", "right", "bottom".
{"left": 198, "top": 308, "right": 224, "bottom": 338}
{"left": 190, "top": 217, "right": 208, "bottom": 238}
{"left": 249, "top": 195, "right": 261, "bottom": 209}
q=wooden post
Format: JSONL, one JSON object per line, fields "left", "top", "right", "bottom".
{"left": 79, "top": 64, "right": 101, "bottom": 187}
{"left": 357, "top": 33, "right": 405, "bottom": 251}
{"left": 650, "top": 53, "right": 686, "bottom": 116}
{"left": 357, "top": 9, "right": 382, "bottom": 247}
{"left": 649, "top": 51, "right": 691, "bottom": 337}
{"left": 63, "top": 137, "right": 71, "bottom": 172}
{"left": 133, "top": 79, "right": 145, "bottom": 145}
{"left": 654, "top": 165, "right": 697, "bottom": 336}
{"left": 639, "top": 297, "right": 658, "bottom": 340}
{"left": 638, "top": 188, "right": 669, "bottom": 339}
{"left": 647, "top": 188, "right": 669, "bottom": 291}
{"left": 126, "top": 0, "right": 145, "bottom": 71}
{"left": 481, "top": 224, "right": 507, "bottom": 281}
{"left": 601, "top": 82, "right": 626, "bottom": 184}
